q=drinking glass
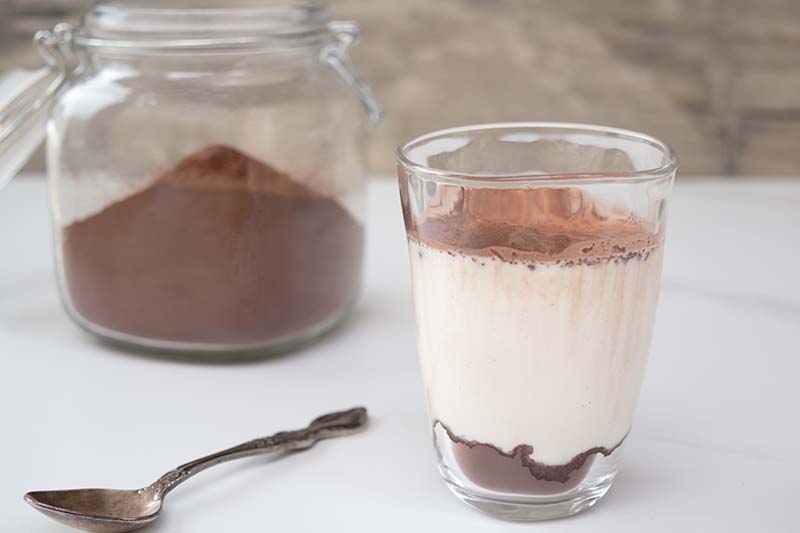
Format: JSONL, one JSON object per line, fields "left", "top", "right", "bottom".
{"left": 397, "top": 123, "right": 677, "bottom": 520}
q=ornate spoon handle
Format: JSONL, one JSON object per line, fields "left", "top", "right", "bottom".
{"left": 150, "top": 407, "right": 368, "bottom": 498}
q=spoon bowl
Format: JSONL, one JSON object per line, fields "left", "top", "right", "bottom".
{"left": 25, "top": 489, "right": 160, "bottom": 532}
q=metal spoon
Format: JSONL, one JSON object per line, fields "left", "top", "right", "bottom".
{"left": 24, "top": 406, "right": 368, "bottom": 533}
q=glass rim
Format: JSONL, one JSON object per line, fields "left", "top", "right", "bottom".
{"left": 396, "top": 122, "right": 679, "bottom": 186}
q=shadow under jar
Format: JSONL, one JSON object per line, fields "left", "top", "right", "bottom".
{"left": 1, "top": 1, "right": 381, "bottom": 356}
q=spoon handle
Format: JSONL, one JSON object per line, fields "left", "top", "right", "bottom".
{"left": 150, "top": 406, "right": 368, "bottom": 498}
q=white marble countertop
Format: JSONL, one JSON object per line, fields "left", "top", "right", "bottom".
{"left": 1, "top": 176, "right": 798, "bottom": 532}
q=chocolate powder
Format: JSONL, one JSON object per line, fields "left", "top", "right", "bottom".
{"left": 404, "top": 183, "right": 661, "bottom": 265}
{"left": 62, "top": 145, "right": 363, "bottom": 346}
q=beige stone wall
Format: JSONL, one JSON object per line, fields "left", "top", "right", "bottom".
{"left": 3, "top": 0, "right": 800, "bottom": 176}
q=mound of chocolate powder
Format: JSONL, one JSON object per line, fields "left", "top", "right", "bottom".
{"left": 62, "top": 145, "right": 363, "bottom": 346}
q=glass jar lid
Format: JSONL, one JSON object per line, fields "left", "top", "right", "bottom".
{"left": 76, "top": 0, "right": 334, "bottom": 50}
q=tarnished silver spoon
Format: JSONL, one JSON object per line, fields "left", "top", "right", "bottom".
{"left": 25, "top": 407, "right": 368, "bottom": 533}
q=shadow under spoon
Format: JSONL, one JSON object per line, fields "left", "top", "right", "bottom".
{"left": 24, "top": 407, "right": 369, "bottom": 532}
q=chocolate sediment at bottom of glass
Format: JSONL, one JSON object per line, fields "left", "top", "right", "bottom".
{"left": 434, "top": 420, "right": 624, "bottom": 496}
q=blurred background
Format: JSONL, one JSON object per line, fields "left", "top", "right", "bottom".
{"left": 2, "top": 0, "right": 800, "bottom": 176}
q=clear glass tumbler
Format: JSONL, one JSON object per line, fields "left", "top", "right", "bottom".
{"left": 397, "top": 123, "right": 677, "bottom": 520}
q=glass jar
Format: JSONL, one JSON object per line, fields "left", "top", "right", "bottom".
{"left": 0, "top": 1, "right": 381, "bottom": 356}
